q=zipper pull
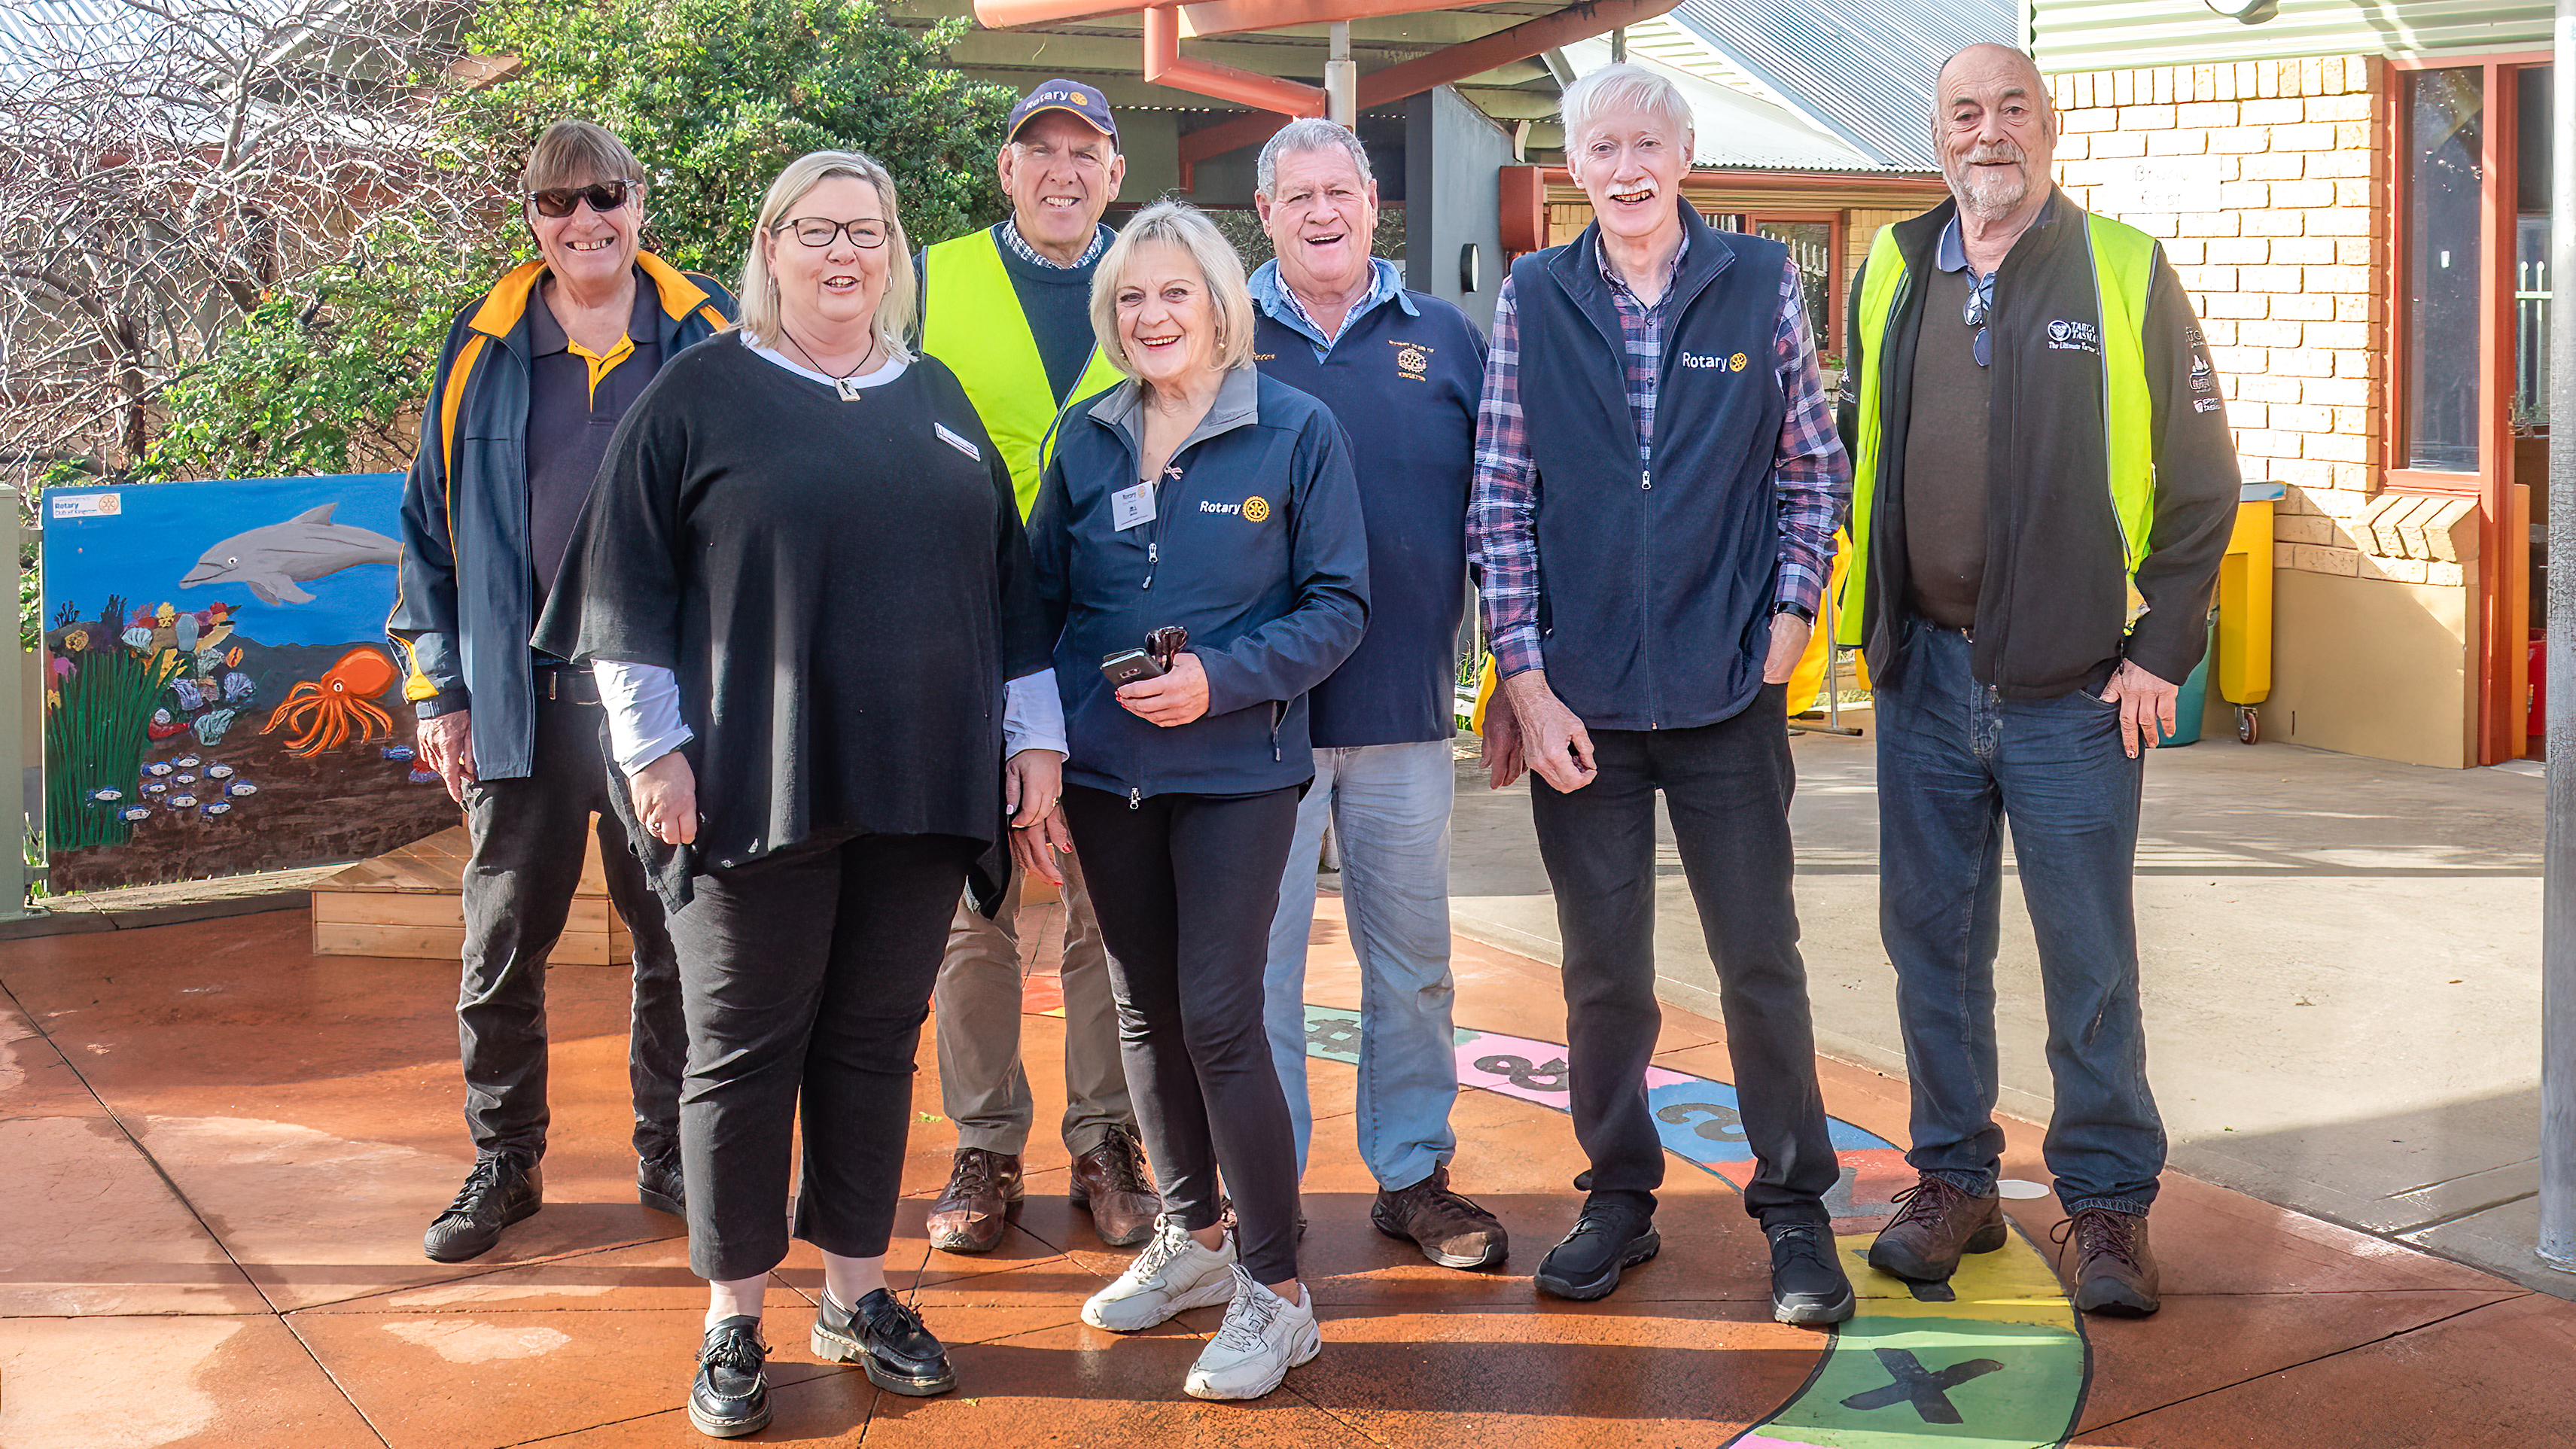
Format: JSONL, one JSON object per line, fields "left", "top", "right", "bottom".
{"left": 1128, "top": 787, "right": 1141, "bottom": 810}
{"left": 1144, "top": 540, "right": 1156, "bottom": 589}
{"left": 1641, "top": 468, "right": 1653, "bottom": 491}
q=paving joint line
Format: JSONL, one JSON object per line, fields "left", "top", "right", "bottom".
{"left": 2072, "top": 1292, "right": 2529, "bottom": 1436}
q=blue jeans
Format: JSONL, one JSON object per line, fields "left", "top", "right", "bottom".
{"left": 1876, "top": 623, "right": 2165, "bottom": 1216}
{"left": 1263, "top": 738, "right": 1461, "bottom": 1191}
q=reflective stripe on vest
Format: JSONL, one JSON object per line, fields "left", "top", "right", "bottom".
{"left": 1837, "top": 214, "right": 2160, "bottom": 647}
{"left": 918, "top": 230, "right": 1125, "bottom": 520}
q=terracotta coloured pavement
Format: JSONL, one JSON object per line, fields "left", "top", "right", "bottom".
{"left": 2, "top": 896, "right": 2572, "bottom": 1447}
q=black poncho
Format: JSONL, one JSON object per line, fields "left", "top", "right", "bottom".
{"left": 533, "top": 337, "right": 1053, "bottom": 906}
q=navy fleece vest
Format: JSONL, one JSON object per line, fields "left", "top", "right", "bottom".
{"left": 1516, "top": 212, "right": 1789, "bottom": 730}
{"left": 1253, "top": 291, "right": 1482, "bottom": 746}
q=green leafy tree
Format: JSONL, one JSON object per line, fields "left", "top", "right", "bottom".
{"left": 138, "top": 220, "right": 505, "bottom": 484}
{"left": 451, "top": 0, "right": 1020, "bottom": 275}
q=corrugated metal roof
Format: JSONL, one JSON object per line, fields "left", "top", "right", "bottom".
{"left": 1668, "top": 0, "right": 2020, "bottom": 169}
{"left": 0, "top": 0, "right": 163, "bottom": 87}
{"left": 2032, "top": 0, "right": 2549, "bottom": 75}
{"left": 1559, "top": 32, "right": 1888, "bottom": 171}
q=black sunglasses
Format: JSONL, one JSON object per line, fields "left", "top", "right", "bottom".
{"left": 529, "top": 180, "right": 641, "bottom": 218}
{"left": 1963, "top": 275, "right": 1996, "bottom": 368}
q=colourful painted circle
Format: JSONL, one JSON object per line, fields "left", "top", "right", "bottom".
{"left": 1302, "top": 1004, "right": 2090, "bottom": 1449}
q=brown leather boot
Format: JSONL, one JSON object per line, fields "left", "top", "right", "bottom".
{"left": 1865, "top": 1174, "right": 2008, "bottom": 1282}
{"left": 2055, "top": 1207, "right": 2160, "bottom": 1317}
{"left": 1371, "top": 1164, "right": 1509, "bottom": 1269}
{"left": 1067, "top": 1125, "right": 1161, "bottom": 1248}
{"left": 925, "top": 1149, "right": 1021, "bottom": 1254}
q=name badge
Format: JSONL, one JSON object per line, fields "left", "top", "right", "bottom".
{"left": 1111, "top": 482, "right": 1156, "bottom": 531}
{"left": 933, "top": 422, "right": 980, "bottom": 460}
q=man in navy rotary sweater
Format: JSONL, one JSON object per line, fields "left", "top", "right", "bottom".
{"left": 1247, "top": 119, "right": 1508, "bottom": 1271}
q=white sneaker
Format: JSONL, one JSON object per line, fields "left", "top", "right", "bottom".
{"left": 1081, "top": 1216, "right": 1237, "bottom": 1332}
{"left": 1183, "top": 1267, "right": 1321, "bottom": 1401}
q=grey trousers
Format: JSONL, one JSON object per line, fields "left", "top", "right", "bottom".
{"left": 933, "top": 848, "right": 1135, "bottom": 1156}
{"left": 456, "top": 693, "right": 684, "bottom": 1164}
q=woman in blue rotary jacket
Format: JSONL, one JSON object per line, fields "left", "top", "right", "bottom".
{"left": 1011, "top": 199, "right": 1366, "bottom": 1405}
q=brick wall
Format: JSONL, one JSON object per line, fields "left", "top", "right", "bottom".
{"left": 2045, "top": 57, "right": 2438, "bottom": 586}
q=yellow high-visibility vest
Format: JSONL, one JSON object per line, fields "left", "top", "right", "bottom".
{"left": 919, "top": 230, "right": 1125, "bottom": 520}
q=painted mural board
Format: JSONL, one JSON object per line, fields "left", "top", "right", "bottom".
{"left": 41, "top": 474, "right": 455, "bottom": 892}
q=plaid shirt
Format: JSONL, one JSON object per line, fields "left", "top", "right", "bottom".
{"left": 1467, "top": 242, "right": 1851, "bottom": 680}
{"left": 997, "top": 217, "right": 1110, "bottom": 270}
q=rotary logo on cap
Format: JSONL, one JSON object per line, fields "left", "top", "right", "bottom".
{"left": 1007, "top": 78, "right": 1119, "bottom": 142}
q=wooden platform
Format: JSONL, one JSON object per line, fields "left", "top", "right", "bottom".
{"left": 309, "top": 824, "right": 632, "bottom": 963}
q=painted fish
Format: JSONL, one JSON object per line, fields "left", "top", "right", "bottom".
{"left": 120, "top": 806, "right": 151, "bottom": 822}
{"left": 174, "top": 756, "right": 199, "bottom": 769}
{"left": 178, "top": 503, "right": 401, "bottom": 606}
{"left": 409, "top": 768, "right": 440, "bottom": 785}
{"left": 143, "top": 783, "right": 166, "bottom": 795}
{"left": 146, "top": 762, "right": 173, "bottom": 778}
{"left": 227, "top": 781, "right": 257, "bottom": 796}
{"left": 168, "top": 794, "right": 196, "bottom": 808}
{"left": 87, "top": 787, "right": 122, "bottom": 804}
{"left": 382, "top": 746, "right": 416, "bottom": 762}
{"left": 173, "top": 774, "right": 196, "bottom": 785}
{"left": 201, "top": 802, "right": 231, "bottom": 817}
{"left": 206, "top": 764, "right": 235, "bottom": 779}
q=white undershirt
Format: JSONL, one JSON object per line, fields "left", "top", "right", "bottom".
{"left": 594, "top": 335, "right": 1065, "bottom": 774}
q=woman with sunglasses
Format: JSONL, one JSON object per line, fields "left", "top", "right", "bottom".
{"left": 534, "top": 151, "right": 1056, "bottom": 1438}
{"left": 393, "top": 120, "right": 732, "bottom": 1268}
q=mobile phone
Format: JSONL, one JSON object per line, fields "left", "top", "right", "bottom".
{"left": 1101, "top": 649, "right": 1168, "bottom": 688}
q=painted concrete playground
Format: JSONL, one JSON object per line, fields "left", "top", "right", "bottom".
{"left": 5, "top": 887, "right": 2574, "bottom": 1446}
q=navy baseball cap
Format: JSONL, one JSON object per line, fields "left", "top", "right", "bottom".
{"left": 1007, "top": 78, "right": 1118, "bottom": 143}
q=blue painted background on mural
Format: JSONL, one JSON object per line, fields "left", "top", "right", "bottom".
{"left": 42, "top": 474, "right": 405, "bottom": 648}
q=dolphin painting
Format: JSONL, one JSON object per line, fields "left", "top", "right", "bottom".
{"left": 179, "top": 503, "right": 400, "bottom": 606}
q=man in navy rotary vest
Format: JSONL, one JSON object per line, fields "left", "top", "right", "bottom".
{"left": 1469, "top": 64, "right": 1853, "bottom": 1324}
{"left": 1247, "top": 119, "right": 1508, "bottom": 1270}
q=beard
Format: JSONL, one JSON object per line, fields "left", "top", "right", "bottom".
{"left": 1946, "top": 143, "right": 2033, "bottom": 220}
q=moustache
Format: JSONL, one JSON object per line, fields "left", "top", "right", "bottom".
{"left": 1962, "top": 143, "right": 2027, "bottom": 167}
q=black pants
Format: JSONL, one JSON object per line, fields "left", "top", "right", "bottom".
{"left": 458, "top": 693, "right": 684, "bottom": 1164}
{"left": 1527, "top": 687, "right": 1838, "bottom": 1225}
{"left": 664, "top": 831, "right": 976, "bottom": 1281}
{"left": 1064, "top": 784, "right": 1303, "bottom": 1285}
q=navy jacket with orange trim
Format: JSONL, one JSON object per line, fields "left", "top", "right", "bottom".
{"left": 387, "top": 254, "right": 734, "bottom": 781}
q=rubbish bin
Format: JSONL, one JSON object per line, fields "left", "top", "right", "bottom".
{"left": 2160, "top": 613, "right": 2216, "bottom": 747}
{"left": 2215, "top": 481, "right": 2282, "bottom": 743}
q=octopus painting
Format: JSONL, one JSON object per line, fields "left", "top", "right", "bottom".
{"left": 261, "top": 646, "right": 399, "bottom": 756}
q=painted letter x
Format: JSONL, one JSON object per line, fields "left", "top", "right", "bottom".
{"left": 1839, "top": 1347, "right": 2006, "bottom": 1424}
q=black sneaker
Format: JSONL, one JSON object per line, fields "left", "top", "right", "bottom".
{"left": 1765, "top": 1221, "right": 1856, "bottom": 1326}
{"left": 422, "top": 1154, "right": 540, "bottom": 1263}
{"left": 639, "top": 1151, "right": 685, "bottom": 1219}
{"left": 811, "top": 1288, "right": 957, "bottom": 1396}
{"left": 1533, "top": 1206, "right": 1659, "bottom": 1301}
{"left": 689, "top": 1316, "right": 771, "bottom": 1438}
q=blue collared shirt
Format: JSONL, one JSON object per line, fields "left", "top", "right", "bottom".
{"left": 1935, "top": 215, "right": 1999, "bottom": 330}
{"left": 1248, "top": 255, "right": 1411, "bottom": 357}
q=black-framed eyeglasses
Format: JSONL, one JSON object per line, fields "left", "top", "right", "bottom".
{"left": 775, "top": 217, "right": 889, "bottom": 250}
{"left": 529, "top": 180, "right": 641, "bottom": 218}
{"left": 1962, "top": 272, "right": 1996, "bottom": 368}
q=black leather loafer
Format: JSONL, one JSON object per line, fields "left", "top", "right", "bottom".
{"left": 811, "top": 1288, "right": 957, "bottom": 1396}
{"left": 1533, "top": 1206, "right": 1659, "bottom": 1301}
{"left": 688, "top": 1316, "right": 770, "bottom": 1438}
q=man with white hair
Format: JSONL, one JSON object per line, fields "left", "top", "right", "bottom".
{"left": 1840, "top": 44, "right": 2236, "bottom": 1317}
{"left": 1247, "top": 117, "right": 1506, "bottom": 1270}
{"left": 1469, "top": 63, "right": 1853, "bottom": 1323}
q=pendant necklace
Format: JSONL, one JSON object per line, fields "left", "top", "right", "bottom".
{"left": 782, "top": 327, "right": 879, "bottom": 401}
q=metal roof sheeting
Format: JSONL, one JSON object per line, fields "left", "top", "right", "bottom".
{"left": 1667, "top": 0, "right": 2020, "bottom": 169}
{"left": 2032, "top": 0, "right": 2551, "bottom": 75}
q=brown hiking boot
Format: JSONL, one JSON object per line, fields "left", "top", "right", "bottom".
{"left": 925, "top": 1149, "right": 1021, "bottom": 1254}
{"left": 1068, "top": 1126, "right": 1161, "bottom": 1248}
{"left": 1371, "top": 1164, "right": 1509, "bottom": 1269}
{"left": 1865, "top": 1174, "right": 2008, "bottom": 1282}
{"left": 2054, "top": 1207, "right": 2160, "bottom": 1317}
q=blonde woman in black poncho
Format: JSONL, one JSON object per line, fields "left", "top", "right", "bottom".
{"left": 534, "top": 151, "right": 1062, "bottom": 1439}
